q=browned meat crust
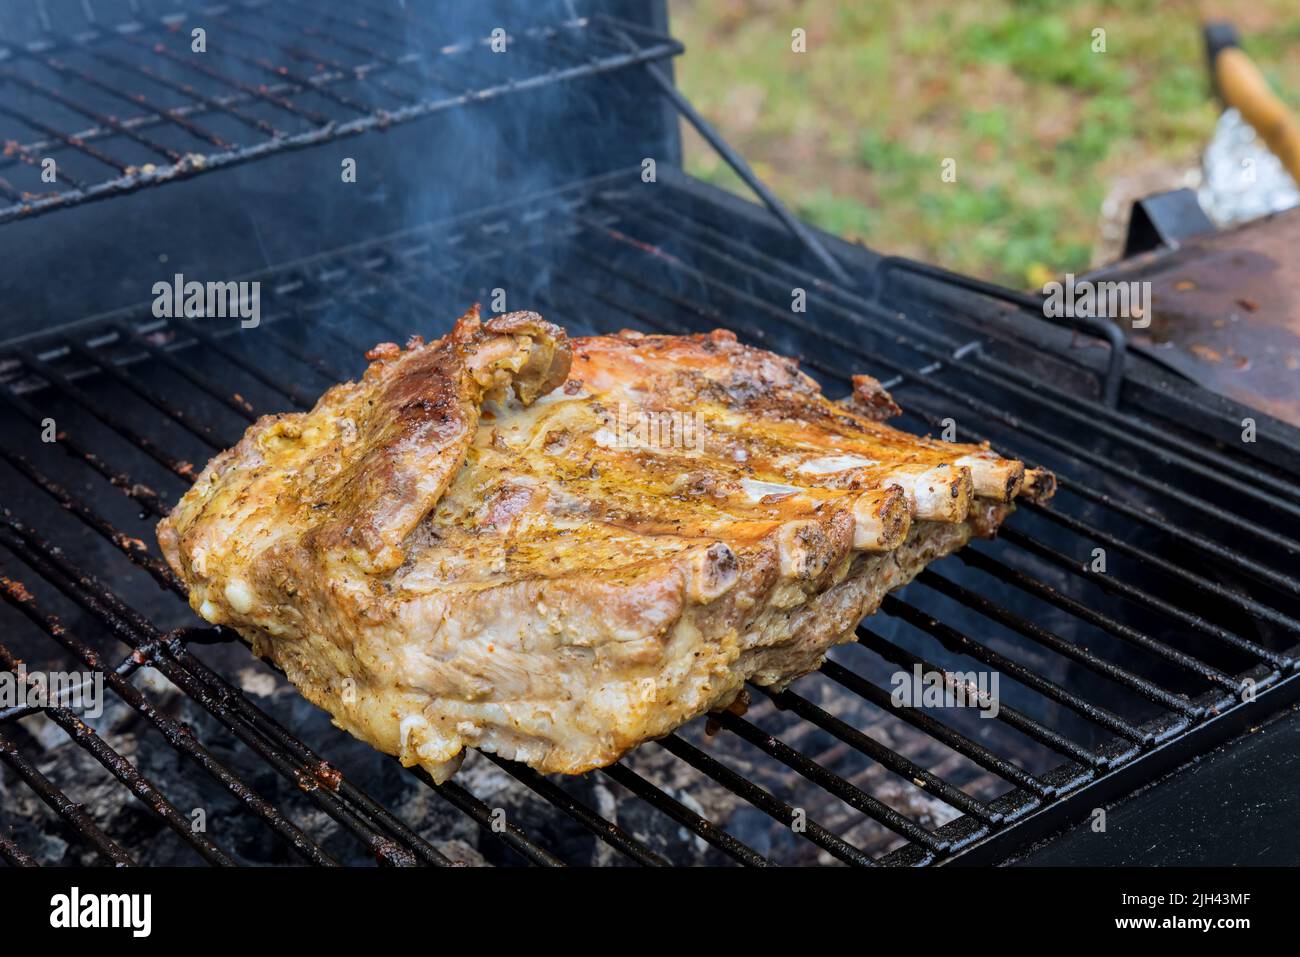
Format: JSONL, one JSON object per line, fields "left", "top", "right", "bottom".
{"left": 843, "top": 373, "right": 903, "bottom": 421}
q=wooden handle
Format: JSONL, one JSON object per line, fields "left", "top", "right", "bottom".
{"left": 1214, "top": 46, "right": 1300, "bottom": 184}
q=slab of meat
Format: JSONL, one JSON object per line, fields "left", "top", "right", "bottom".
{"left": 158, "top": 307, "right": 1052, "bottom": 781}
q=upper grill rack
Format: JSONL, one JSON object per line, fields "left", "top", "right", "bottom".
{"left": 0, "top": 0, "right": 680, "bottom": 224}
{"left": 2, "top": 171, "right": 1299, "bottom": 866}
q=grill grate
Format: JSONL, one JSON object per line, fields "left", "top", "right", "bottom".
{"left": 2, "top": 171, "right": 1299, "bottom": 866}
{"left": 0, "top": 0, "right": 681, "bottom": 224}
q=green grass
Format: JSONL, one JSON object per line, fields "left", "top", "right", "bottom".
{"left": 669, "top": 0, "right": 1300, "bottom": 287}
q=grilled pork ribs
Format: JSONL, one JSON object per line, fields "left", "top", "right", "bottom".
{"left": 158, "top": 307, "right": 1052, "bottom": 781}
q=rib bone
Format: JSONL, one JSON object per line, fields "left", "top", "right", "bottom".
{"left": 955, "top": 452, "right": 1026, "bottom": 502}
{"left": 851, "top": 485, "right": 911, "bottom": 550}
{"left": 884, "top": 463, "right": 973, "bottom": 522}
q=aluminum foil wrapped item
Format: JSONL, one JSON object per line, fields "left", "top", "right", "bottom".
{"left": 1198, "top": 108, "right": 1300, "bottom": 226}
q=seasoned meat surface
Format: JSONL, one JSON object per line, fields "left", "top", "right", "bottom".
{"left": 158, "top": 308, "right": 1051, "bottom": 781}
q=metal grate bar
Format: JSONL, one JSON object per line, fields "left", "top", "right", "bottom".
{"left": 0, "top": 446, "right": 177, "bottom": 592}
{"left": 918, "top": 570, "right": 1212, "bottom": 713}
{"left": 0, "top": 96, "right": 126, "bottom": 176}
{"left": 61, "top": 338, "right": 228, "bottom": 447}
{"left": 717, "top": 706, "right": 989, "bottom": 841}
{"left": 178, "top": 321, "right": 316, "bottom": 409}
{"left": 0, "top": 639, "right": 150, "bottom": 725}
{"left": 0, "top": 624, "right": 236, "bottom": 865}
{"left": 0, "top": 830, "right": 40, "bottom": 867}
{"left": 952, "top": 548, "right": 1237, "bottom": 689}
{"left": 894, "top": 381, "right": 1300, "bottom": 558}
{"left": 114, "top": 32, "right": 329, "bottom": 126}
{"left": 0, "top": 562, "right": 337, "bottom": 866}
{"left": 856, "top": 626, "right": 1112, "bottom": 768}
{"left": 884, "top": 596, "right": 1157, "bottom": 744}
{"left": 1047, "top": 475, "right": 1300, "bottom": 600}
{"left": 109, "top": 322, "right": 259, "bottom": 421}
{"left": 889, "top": 397, "right": 1300, "bottom": 650}
{"left": 0, "top": 730, "right": 136, "bottom": 866}
{"left": 203, "top": 15, "right": 377, "bottom": 117}
{"left": 480, "top": 753, "right": 669, "bottom": 867}
{"left": 0, "top": 178, "right": 26, "bottom": 203}
{"left": 1027, "top": 500, "right": 1300, "bottom": 631}
{"left": 83, "top": 46, "right": 281, "bottom": 140}
{"left": 600, "top": 762, "right": 770, "bottom": 866}
{"left": 12, "top": 348, "right": 196, "bottom": 479}
{"left": 724, "top": 700, "right": 996, "bottom": 827}
{"left": 412, "top": 773, "right": 565, "bottom": 868}
{"left": 797, "top": 666, "right": 1051, "bottom": 798}
{"left": 657, "top": 734, "right": 877, "bottom": 867}
{"left": 0, "top": 386, "right": 171, "bottom": 517}
{"left": 998, "top": 528, "right": 1292, "bottom": 669}
{"left": 154, "top": 637, "right": 456, "bottom": 868}
{"left": 7, "top": 59, "right": 188, "bottom": 161}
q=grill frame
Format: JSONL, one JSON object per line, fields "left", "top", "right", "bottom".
{"left": 2, "top": 168, "right": 1299, "bottom": 867}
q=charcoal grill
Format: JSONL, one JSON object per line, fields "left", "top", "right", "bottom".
{"left": 2, "top": 0, "right": 1299, "bottom": 869}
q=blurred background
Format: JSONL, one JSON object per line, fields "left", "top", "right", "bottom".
{"left": 669, "top": 0, "right": 1300, "bottom": 288}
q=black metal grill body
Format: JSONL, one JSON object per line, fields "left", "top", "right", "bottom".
{"left": 2, "top": 2, "right": 1300, "bottom": 868}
